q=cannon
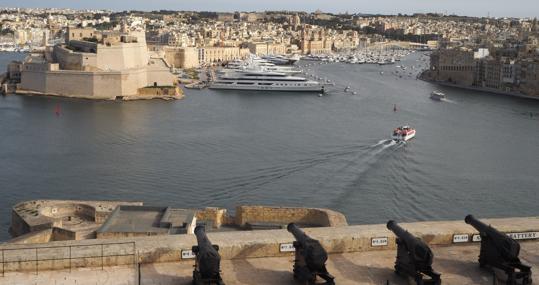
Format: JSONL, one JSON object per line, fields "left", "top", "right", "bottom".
{"left": 465, "top": 215, "right": 532, "bottom": 285}
{"left": 287, "top": 223, "right": 335, "bottom": 285}
{"left": 386, "top": 220, "right": 441, "bottom": 285}
{"left": 192, "top": 225, "right": 225, "bottom": 285}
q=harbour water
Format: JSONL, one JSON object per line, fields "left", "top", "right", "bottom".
{"left": 1, "top": 52, "right": 538, "bottom": 241}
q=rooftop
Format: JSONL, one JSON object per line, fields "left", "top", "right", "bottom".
{"left": 96, "top": 206, "right": 196, "bottom": 236}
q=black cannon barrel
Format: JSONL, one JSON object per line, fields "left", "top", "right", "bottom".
{"left": 464, "top": 215, "right": 520, "bottom": 259}
{"left": 287, "top": 223, "right": 328, "bottom": 271}
{"left": 465, "top": 215, "right": 492, "bottom": 233}
{"left": 194, "top": 225, "right": 221, "bottom": 278}
{"left": 387, "top": 220, "right": 433, "bottom": 266}
{"left": 465, "top": 214, "right": 511, "bottom": 242}
{"left": 386, "top": 220, "right": 412, "bottom": 241}
{"left": 195, "top": 225, "right": 215, "bottom": 249}
{"left": 287, "top": 223, "right": 307, "bottom": 243}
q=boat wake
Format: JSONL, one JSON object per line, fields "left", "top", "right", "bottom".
{"left": 442, "top": 98, "right": 457, "bottom": 104}
{"left": 311, "top": 138, "right": 405, "bottom": 191}
{"left": 207, "top": 138, "right": 405, "bottom": 204}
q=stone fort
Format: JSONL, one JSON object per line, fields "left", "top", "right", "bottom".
{"left": 14, "top": 27, "right": 177, "bottom": 100}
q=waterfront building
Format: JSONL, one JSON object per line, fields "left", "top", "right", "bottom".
{"left": 300, "top": 27, "right": 332, "bottom": 54}
{"left": 197, "top": 46, "right": 250, "bottom": 65}
{"left": 429, "top": 48, "right": 475, "bottom": 86}
{"left": 427, "top": 45, "right": 539, "bottom": 98}
{"left": 247, "top": 42, "right": 286, "bottom": 55}
{"left": 519, "top": 58, "right": 539, "bottom": 97}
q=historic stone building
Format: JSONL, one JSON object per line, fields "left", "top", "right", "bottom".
{"left": 197, "top": 46, "right": 250, "bottom": 65}
{"left": 429, "top": 48, "right": 475, "bottom": 86}
{"left": 16, "top": 27, "right": 176, "bottom": 99}
{"left": 247, "top": 42, "right": 286, "bottom": 55}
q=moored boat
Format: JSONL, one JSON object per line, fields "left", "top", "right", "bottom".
{"left": 210, "top": 69, "right": 323, "bottom": 92}
{"left": 430, "top": 91, "right": 446, "bottom": 101}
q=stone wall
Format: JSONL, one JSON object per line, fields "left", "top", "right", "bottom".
{"left": 53, "top": 45, "right": 85, "bottom": 70}
{"left": 52, "top": 227, "right": 77, "bottom": 241}
{"left": 164, "top": 47, "right": 199, "bottom": 69}
{"left": 39, "top": 203, "right": 96, "bottom": 222}
{"left": 196, "top": 207, "right": 229, "bottom": 228}
{"left": 7, "top": 229, "right": 53, "bottom": 244}
{"left": 96, "top": 43, "right": 149, "bottom": 71}
{"left": 430, "top": 48, "right": 475, "bottom": 86}
{"left": 53, "top": 42, "right": 149, "bottom": 72}
{"left": 20, "top": 68, "right": 149, "bottom": 99}
{"left": 0, "top": 242, "right": 136, "bottom": 273}
{"left": 235, "top": 205, "right": 348, "bottom": 227}
{"left": 146, "top": 63, "right": 176, "bottom": 88}
{"left": 1, "top": 217, "right": 538, "bottom": 274}
{"left": 10, "top": 209, "right": 32, "bottom": 237}
{"left": 137, "top": 86, "right": 179, "bottom": 97}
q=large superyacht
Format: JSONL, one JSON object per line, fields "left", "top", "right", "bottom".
{"left": 210, "top": 58, "right": 323, "bottom": 92}
{"left": 210, "top": 68, "right": 324, "bottom": 92}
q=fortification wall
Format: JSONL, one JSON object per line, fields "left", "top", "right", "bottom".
{"left": 235, "top": 205, "right": 348, "bottom": 227}
{"left": 0, "top": 217, "right": 538, "bottom": 274}
{"left": 6, "top": 229, "right": 53, "bottom": 244}
{"left": 9, "top": 210, "right": 32, "bottom": 237}
{"left": 93, "top": 72, "right": 124, "bottom": 98}
{"left": 19, "top": 68, "right": 150, "bottom": 99}
{"left": 164, "top": 47, "right": 199, "bottom": 69}
{"left": 53, "top": 45, "right": 84, "bottom": 70}
{"left": 39, "top": 203, "right": 96, "bottom": 222}
{"left": 119, "top": 68, "right": 147, "bottom": 96}
{"left": 19, "top": 69, "right": 46, "bottom": 93}
{"left": 44, "top": 71, "right": 96, "bottom": 97}
{"left": 96, "top": 43, "right": 148, "bottom": 71}
{"left": 146, "top": 65, "right": 176, "bottom": 87}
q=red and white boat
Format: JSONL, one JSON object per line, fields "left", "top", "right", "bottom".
{"left": 392, "top": 126, "right": 416, "bottom": 142}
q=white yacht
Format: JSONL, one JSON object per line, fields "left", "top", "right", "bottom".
{"left": 430, "top": 91, "right": 446, "bottom": 101}
{"left": 261, "top": 54, "right": 300, "bottom": 65}
{"left": 210, "top": 69, "right": 324, "bottom": 92}
{"left": 225, "top": 59, "right": 302, "bottom": 75}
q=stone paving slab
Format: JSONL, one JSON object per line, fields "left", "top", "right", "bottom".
{"left": 2, "top": 242, "right": 537, "bottom": 285}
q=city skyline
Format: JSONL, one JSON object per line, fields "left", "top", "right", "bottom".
{"left": 2, "top": 0, "right": 539, "bottom": 18}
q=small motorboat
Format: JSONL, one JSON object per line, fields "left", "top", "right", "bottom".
{"left": 392, "top": 126, "right": 416, "bottom": 142}
{"left": 430, "top": 91, "right": 446, "bottom": 101}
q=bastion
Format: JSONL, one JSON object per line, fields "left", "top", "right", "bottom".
{"left": 8, "top": 200, "right": 347, "bottom": 244}
{"left": 0, "top": 213, "right": 537, "bottom": 285}
{"left": 1, "top": 27, "right": 184, "bottom": 101}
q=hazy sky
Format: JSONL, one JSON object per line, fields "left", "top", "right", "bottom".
{"left": 1, "top": 0, "right": 538, "bottom": 18}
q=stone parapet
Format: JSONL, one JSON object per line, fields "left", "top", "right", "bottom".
{"left": 1, "top": 216, "right": 537, "bottom": 274}
{"left": 234, "top": 205, "right": 348, "bottom": 228}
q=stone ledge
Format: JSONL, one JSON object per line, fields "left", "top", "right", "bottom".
{"left": 0, "top": 216, "right": 537, "bottom": 273}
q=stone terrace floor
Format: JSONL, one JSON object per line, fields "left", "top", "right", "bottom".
{"left": 2, "top": 242, "right": 538, "bottom": 285}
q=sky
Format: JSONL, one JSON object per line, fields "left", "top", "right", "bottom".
{"left": 1, "top": 0, "right": 538, "bottom": 18}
